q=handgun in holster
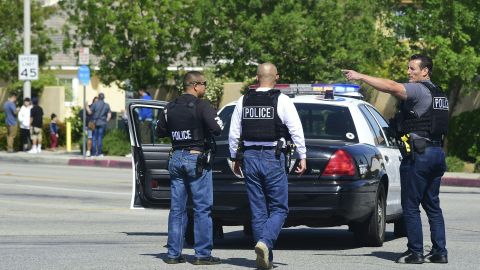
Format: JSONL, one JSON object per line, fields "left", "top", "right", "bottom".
{"left": 275, "top": 140, "right": 284, "bottom": 159}
{"left": 235, "top": 140, "right": 245, "bottom": 164}
{"left": 166, "top": 148, "right": 173, "bottom": 170}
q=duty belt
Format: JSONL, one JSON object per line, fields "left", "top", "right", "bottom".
{"left": 244, "top": 145, "right": 276, "bottom": 151}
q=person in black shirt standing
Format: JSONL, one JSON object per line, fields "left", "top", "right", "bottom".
{"left": 156, "top": 71, "right": 223, "bottom": 265}
{"left": 29, "top": 97, "right": 44, "bottom": 154}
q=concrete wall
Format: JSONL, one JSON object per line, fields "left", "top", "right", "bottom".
{"left": 219, "top": 82, "right": 244, "bottom": 108}
{"left": 41, "top": 86, "right": 66, "bottom": 121}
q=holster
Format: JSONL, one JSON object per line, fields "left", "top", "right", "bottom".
{"left": 275, "top": 140, "right": 284, "bottom": 159}
{"left": 412, "top": 138, "right": 427, "bottom": 154}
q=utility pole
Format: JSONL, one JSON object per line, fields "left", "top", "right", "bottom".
{"left": 23, "top": 0, "right": 31, "bottom": 99}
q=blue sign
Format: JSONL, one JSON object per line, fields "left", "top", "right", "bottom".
{"left": 78, "top": 65, "right": 90, "bottom": 86}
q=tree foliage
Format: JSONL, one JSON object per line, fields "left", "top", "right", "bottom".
{"left": 60, "top": 0, "right": 193, "bottom": 91}
{"left": 0, "top": 0, "right": 56, "bottom": 83}
{"left": 389, "top": 0, "right": 480, "bottom": 115}
{"left": 191, "top": 0, "right": 400, "bottom": 83}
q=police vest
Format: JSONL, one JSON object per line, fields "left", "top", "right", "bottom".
{"left": 398, "top": 82, "right": 449, "bottom": 139}
{"left": 166, "top": 98, "right": 205, "bottom": 149}
{"left": 241, "top": 89, "right": 289, "bottom": 142}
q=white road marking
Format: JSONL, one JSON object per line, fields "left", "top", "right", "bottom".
{"left": 0, "top": 183, "right": 129, "bottom": 196}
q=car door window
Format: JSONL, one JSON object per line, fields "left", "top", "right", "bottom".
{"left": 358, "top": 105, "right": 386, "bottom": 146}
{"left": 131, "top": 106, "right": 169, "bottom": 145}
{"left": 365, "top": 105, "right": 397, "bottom": 147}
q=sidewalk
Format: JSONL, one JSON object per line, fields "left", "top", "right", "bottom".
{"left": 0, "top": 150, "right": 479, "bottom": 187}
{"left": 0, "top": 149, "right": 132, "bottom": 169}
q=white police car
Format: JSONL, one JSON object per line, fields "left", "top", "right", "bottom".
{"left": 127, "top": 83, "right": 404, "bottom": 247}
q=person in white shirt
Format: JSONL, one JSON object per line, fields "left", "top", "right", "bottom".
{"left": 18, "top": 97, "right": 32, "bottom": 151}
{"left": 229, "top": 63, "right": 307, "bottom": 270}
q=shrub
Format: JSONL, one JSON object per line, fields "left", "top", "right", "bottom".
{"left": 446, "top": 156, "right": 464, "bottom": 172}
{"left": 103, "top": 129, "right": 131, "bottom": 156}
{"left": 447, "top": 108, "right": 480, "bottom": 162}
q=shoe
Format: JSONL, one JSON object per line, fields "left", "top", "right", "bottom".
{"left": 255, "top": 241, "right": 272, "bottom": 269}
{"left": 396, "top": 250, "right": 424, "bottom": 264}
{"left": 37, "top": 146, "right": 42, "bottom": 153}
{"left": 28, "top": 148, "right": 37, "bottom": 154}
{"left": 97, "top": 154, "right": 104, "bottom": 158}
{"left": 163, "top": 255, "right": 186, "bottom": 264}
{"left": 86, "top": 150, "right": 91, "bottom": 157}
{"left": 425, "top": 251, "right": 448, "bottom": 263}
{"left": 191, "top": 256, "right": 221, "bottom": 265}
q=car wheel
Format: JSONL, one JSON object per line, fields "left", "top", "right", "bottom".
{"left": 394, "top": 216, "right": 407, "bottom": 238}
{"left": 354, "top": 183, "right": 386, "bottom": 247}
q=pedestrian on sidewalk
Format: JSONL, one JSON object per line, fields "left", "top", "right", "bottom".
{"left": 50, "top": 113, "right": 59, "bottom": 151}
{"left": 18, "top": 97, "right": 32, "bottom": 151}
{"left": 83, "top": 96, "right": 98, "bottom": 157}
{"left": 89, "top": 93, "right": 111, "bottom": 157}
{"left": 3, "top": 92, "right": 19, "bottom": 153}
{"left": 29, "top": 97, "right": 44, "bottom": 154}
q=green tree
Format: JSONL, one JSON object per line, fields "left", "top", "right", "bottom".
{"left": 390, "top": 0, "right": 480, "bottom": 116}
{"left": 0, "top": 0, "right": 56, "bottom": 83}
{"left": 60, "top": 0, "right": 193, "bottom": 91}
{"left": 191, "top": 0, "right": 400, "bottom": 83}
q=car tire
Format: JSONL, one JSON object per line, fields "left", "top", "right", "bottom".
{"left": 394, "top": 216, "right": 407, "bottom": 238}
{"left": 354, "top": 183, "right": 386, "bottom": 247}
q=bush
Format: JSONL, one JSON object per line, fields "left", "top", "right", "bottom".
{"left": 447, "top": 108, "right": 480, "bottom": 162}
{"left": 446, "top": 156, "right": 465, "bottom": 172}
{"left": 103, "top": 129, "right": 131, "bottom": 156}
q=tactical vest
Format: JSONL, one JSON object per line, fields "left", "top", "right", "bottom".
{"left": 166, "top": 97, "right": 205, "bottom": 149}
{"left": 398, "top": 82, "right": 449, "bottom": 140}
{"left": 241, "top": 89, "right": 289, "bottom": 142}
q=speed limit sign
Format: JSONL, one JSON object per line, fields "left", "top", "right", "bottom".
{"left": 18, "top": 54, "right": 39, "bottom": 80}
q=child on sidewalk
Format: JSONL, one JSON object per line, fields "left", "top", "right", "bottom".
{"left": 50, "top": 113, "right": 59, "bottom": 151}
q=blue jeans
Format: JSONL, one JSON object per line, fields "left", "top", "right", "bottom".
{"left": 167, "top": 150, "right": 213, "bottom": 259}
{"left": 92, "top": 125, "right": 105, "bottom": 156}
{"left": 400, "top": 146, "right": 447, "bottom": 256}
{"left": 243, "top": 149, "right": 289, "bottom": 262}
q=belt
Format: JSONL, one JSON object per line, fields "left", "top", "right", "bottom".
{"left": 244, "top": 145, "right": 276, "bottom": 151}
{"left": 173, "top": 147, "right": 204, "bottom": 153}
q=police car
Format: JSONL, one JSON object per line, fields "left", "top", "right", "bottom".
{"left": 126, "top": 84, "right": 404, "bottom": 247}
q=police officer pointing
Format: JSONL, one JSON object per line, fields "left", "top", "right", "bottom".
{"left": 156, "top": 71, "right": 222, "bottom": 265}
{"left": 229, "top": 63, "right": 307, "bottom": 269}
{"left": 343, "top": 54, "right": 449, "bottom": 264}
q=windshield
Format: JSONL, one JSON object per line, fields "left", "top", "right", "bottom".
{"left": 216, "top": 103, "right": 358, "bottom": 142}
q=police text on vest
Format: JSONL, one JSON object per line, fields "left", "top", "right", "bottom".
{"left": 172, "top": 130, "right": 192, "bottom": 141}
{"left": 243, "top": 106, "right": 274, "bottom": 119}
{"left": 433, "top": 97, "right": 449, "bottom": 110}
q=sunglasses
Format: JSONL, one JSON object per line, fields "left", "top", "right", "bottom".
{"left": 194, "top": 81, "right": 207, "bottom": 87}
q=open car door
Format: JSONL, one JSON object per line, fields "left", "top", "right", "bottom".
{"left": 127, "top": 99, "right": 172, "bottom": 209}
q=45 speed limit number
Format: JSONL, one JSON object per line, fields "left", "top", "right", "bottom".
{"left": 18, "top": 54, "right": 39, "bottom": 80}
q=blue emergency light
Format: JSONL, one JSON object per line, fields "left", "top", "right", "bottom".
{"left": 249, "top": 83, "right": 363, "bottom": 99}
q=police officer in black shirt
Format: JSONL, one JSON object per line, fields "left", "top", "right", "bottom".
{"left": 343, "top": 54, "right": 449, "bottom": 264}
{"left": 156, "top": 71, "right": 222, "bottom": 265}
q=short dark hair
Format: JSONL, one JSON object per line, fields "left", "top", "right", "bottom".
{"left": 98, "top": 93, "right": 105, "bottom": 100}
{"left": 9, "top": 92, "right": 17, "bottom": 97}
{"left": 32, "top": 97, "right": 39, "bottom": 105}
{"left": 183, "top": 71, "right": 204, "bottom": 89}
{"left": 24, "top": 97, "right": 31, "bottom": 102}
{"left": 51, "top": 113, "right": 57, "bottom": 119}
{"left": 410, "top": 54, "right": 433, "bottom": 76}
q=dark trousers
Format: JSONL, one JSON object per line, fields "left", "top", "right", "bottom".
{"left": 20, "top": 128, "right": 31, "bottom": 151}
{"left": 400, "top": 146, "right": 447, "bottom": 256}
{"left": 243, "top": 149, "right": 288, "bottom": 262}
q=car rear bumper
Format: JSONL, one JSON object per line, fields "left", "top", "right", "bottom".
{"left": 212, "top": 179, "right": 379, "bottom": 227}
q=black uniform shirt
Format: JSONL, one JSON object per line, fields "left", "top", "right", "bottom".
{"left": 157, "top": 94, "right": 222, "bottom": 139}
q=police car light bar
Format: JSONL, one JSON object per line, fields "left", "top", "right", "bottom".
{"left": 249, "top": 83, "right": 362, "bottom": 99}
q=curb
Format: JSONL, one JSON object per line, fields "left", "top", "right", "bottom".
{"left": 68, "top": 158, "right": 132, "bottom": 169}
{"left": 441, "top": 177, "right": 480, "bottom": 188}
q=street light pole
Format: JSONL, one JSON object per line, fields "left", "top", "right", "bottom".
{"left": 23, "top": 0, "right": 31, "bottom": 99}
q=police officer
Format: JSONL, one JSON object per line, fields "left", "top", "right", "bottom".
{"left": 343, "top": 54, "right": 449, "bottom": 264}
{"left": 229, "top": 63, "right": 307, "bottom": 269}
{"left": 156, "top": 71, "right": 223, "bottom": 265}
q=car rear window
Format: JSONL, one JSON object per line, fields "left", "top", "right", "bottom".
{"left": 216, "top": 103, "right": 358, "bottom": 143}
{"left": 294, "top": 103, "right": 358, "bottom": 142}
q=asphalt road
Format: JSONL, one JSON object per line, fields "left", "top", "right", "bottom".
{"left": 1, "top": 162, "right": 479, "bottom": 270}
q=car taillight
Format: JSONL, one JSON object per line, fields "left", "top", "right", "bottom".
{"left": 322, "top": 149, "right": 356, "bottom": 177}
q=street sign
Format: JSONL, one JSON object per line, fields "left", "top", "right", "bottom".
{"left": 18, "top": 54, "right": 39, "bottom": 80}
{"left": 79, "top": 47, "right": 89, "bottom": 65}
{"left": 78, "top": 65, "right": 90, "bottom": 86}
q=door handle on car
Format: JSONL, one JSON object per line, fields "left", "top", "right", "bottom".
{"left": 398, "top": 156, "right": 402, "bottom": 162}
